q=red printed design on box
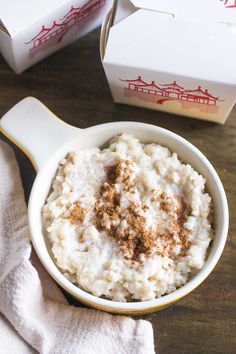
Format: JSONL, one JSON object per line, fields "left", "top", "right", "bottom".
{"left": 220, "top": 0, "right": 236, "bottom": 8}
{"left": 26, "top": 0, "right": 105, "bottom": 57}
{"left": 120, "top": 76, "right": 223, "bottom": 114}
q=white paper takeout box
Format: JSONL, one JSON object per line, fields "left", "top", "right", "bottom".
{"left": 0, "top": 0, "right": 112, "bottom": 74}
{"left": 101, "top": 0, "right": 236, "bottom": 123}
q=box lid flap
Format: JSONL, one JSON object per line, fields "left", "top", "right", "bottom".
{"left": 130, "top": 0, "right": 236, "bottom": 25}
{"left": 0, "top": 0, "right": 90, "bottom": 37}
{"left": 105, "top": 9, "right": 236, "bottom": 86}
{"left": 113, "top": 0, "right": 137, "bottom": 25}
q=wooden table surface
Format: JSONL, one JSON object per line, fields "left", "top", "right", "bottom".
{"left": 0, "top": 29, "right": 235, "bottom": 354}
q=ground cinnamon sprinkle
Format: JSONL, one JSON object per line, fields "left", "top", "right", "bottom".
{"left": 68, "top": 201, "right": 85, "bottom": 225}
{"left": 96, "top": 159, "right": 191, "bottom": 261}
{"left": 156, "top": 194, "right": 191, "bottom": 257}
{"left": 96, "top": 160, "right": 156, "bottom": 261}
{"left": 159, "top": 191, "right": 172, "bottom": 212}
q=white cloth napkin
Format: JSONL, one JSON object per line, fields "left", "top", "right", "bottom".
{"left": 0, "top": 141, "right": 155, "bottom": 354}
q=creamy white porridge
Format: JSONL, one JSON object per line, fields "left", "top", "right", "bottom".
{"left": 42, "top": 134, "right": 213, "bottom": 302}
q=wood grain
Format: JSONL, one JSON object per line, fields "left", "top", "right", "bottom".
{"left": 0, "top": 29, "right": 235, "bottom": 354}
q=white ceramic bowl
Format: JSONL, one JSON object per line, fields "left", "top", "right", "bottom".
{"left": 0, "top": 97, "right": 228, "bottom": 315}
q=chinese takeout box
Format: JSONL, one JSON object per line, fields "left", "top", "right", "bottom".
{"left": 0, "top": 0, "right": 112, "bottom": 74}
{"left": 101, "top": 0, "right": 236, "bottom": 123}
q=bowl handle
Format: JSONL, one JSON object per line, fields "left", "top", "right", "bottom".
{"left": 0, "top": 97, "right": 81, "bottom": 171}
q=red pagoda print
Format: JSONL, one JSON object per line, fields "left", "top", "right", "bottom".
{"left": 220, "top": 0, "right": 236, "bottom": 8}
{"left": 26, "top": 0, "right": 105, "bottom": 57}
{"left": 121, "top": 76, "right": 223, "bottom": 114}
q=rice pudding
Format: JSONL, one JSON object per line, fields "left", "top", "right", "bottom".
{"left": 42, "top": 134, "right": 213, "bottom": 302}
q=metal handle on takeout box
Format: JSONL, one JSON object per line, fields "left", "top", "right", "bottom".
{"left": 100, "top": 0, "right": 118, "bottom": 59}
